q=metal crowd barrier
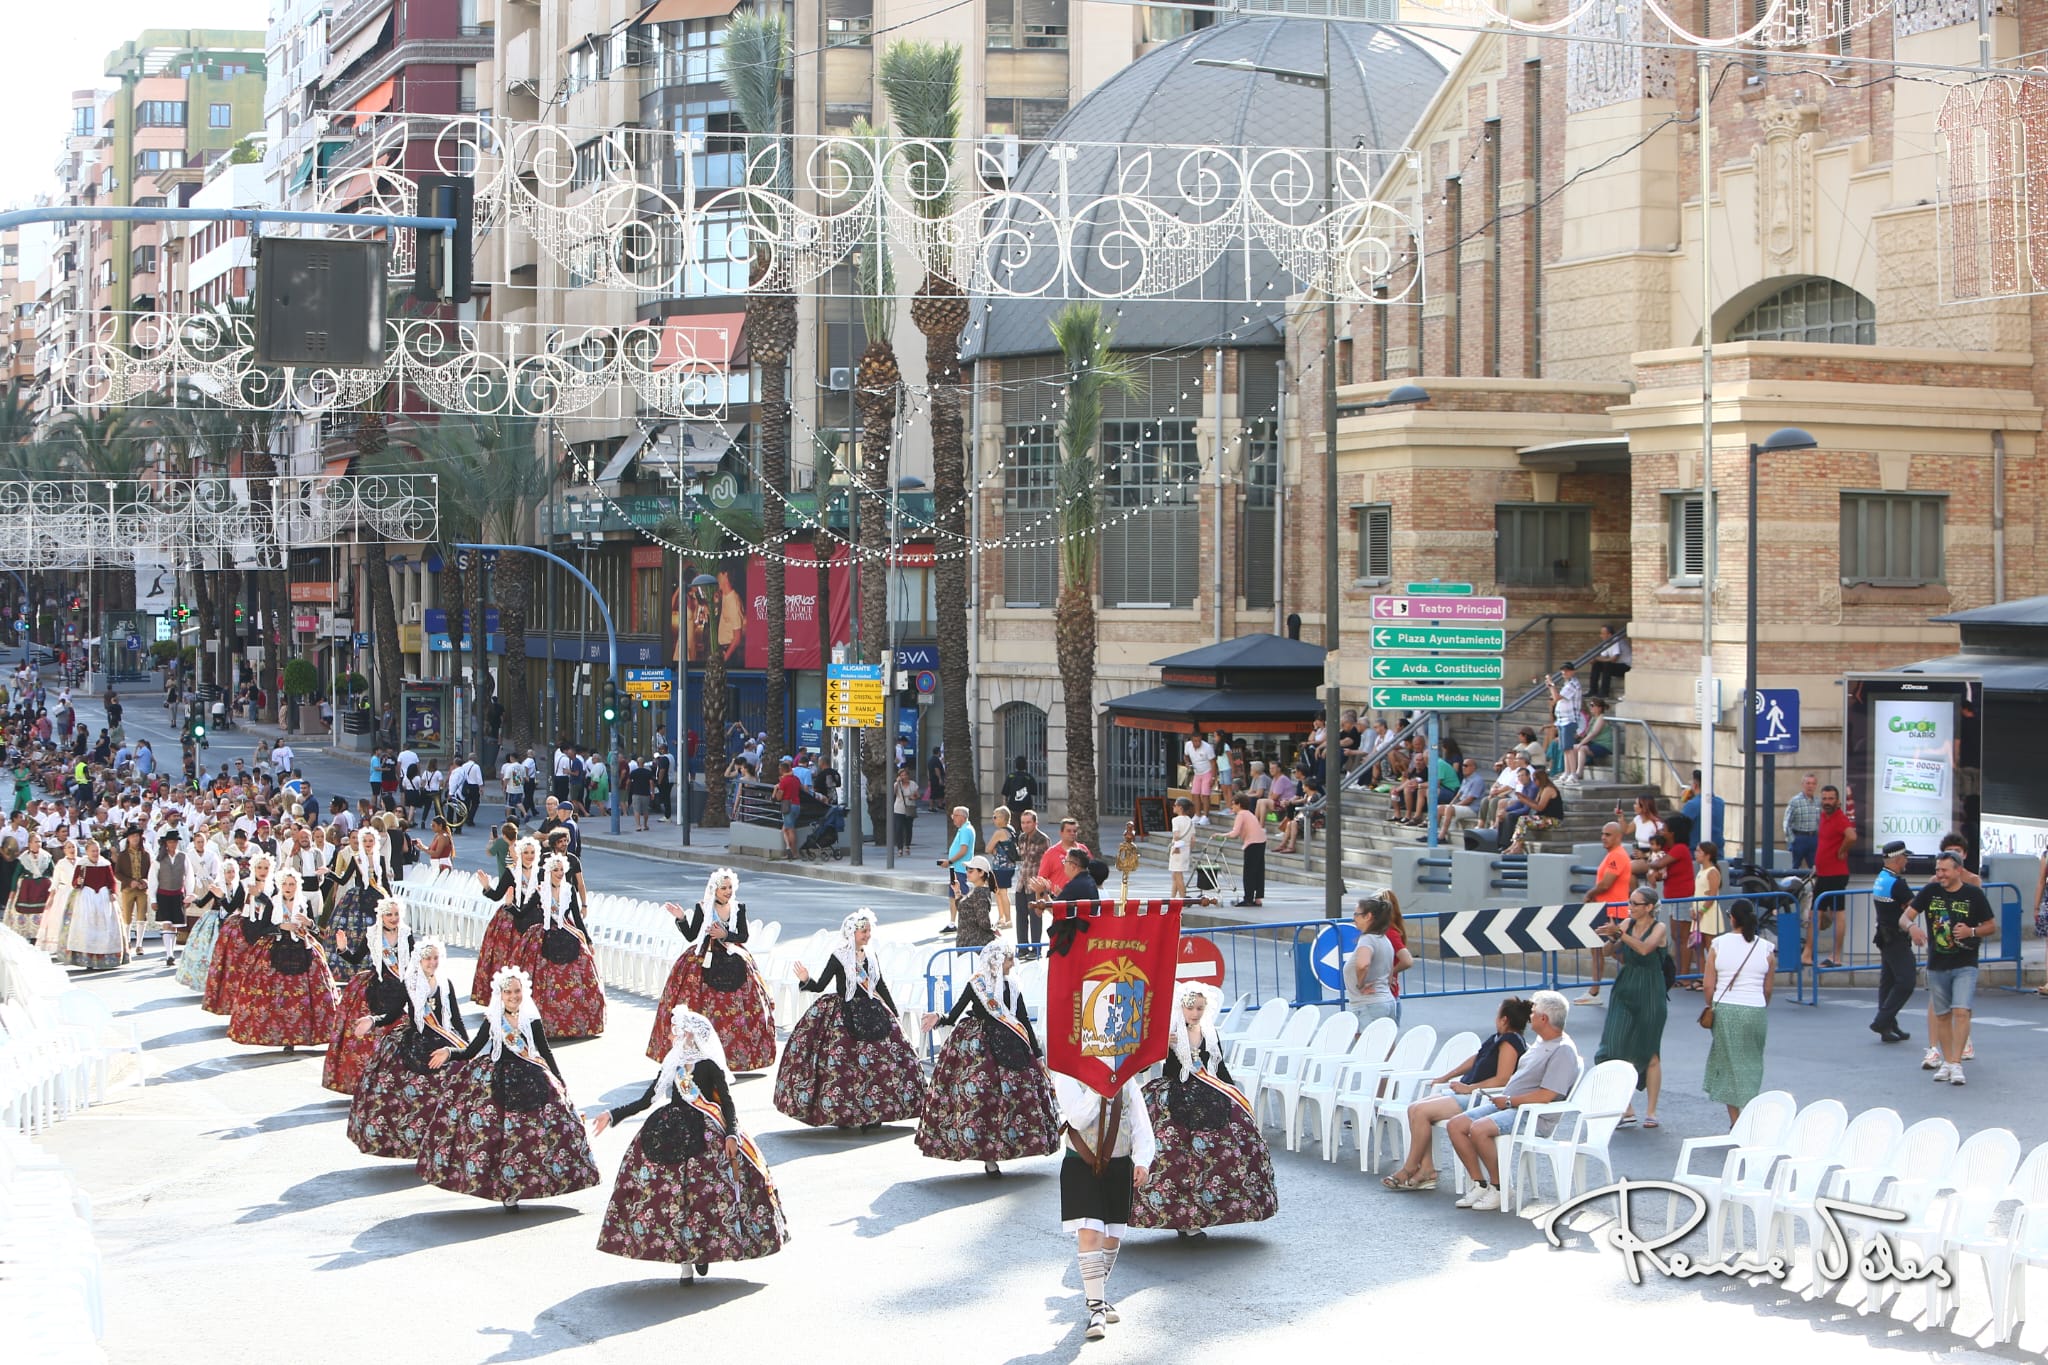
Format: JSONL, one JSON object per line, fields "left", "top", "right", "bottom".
{"left": 1797, "top": 882, "right": 2025, "bottom": 1005}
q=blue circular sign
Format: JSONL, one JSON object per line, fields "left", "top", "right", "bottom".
{"left": 1310, "top": 923, "right": 1362, "bottom": 993}
{"left": 125, "top": 634, "right": 142, "bottom": 651}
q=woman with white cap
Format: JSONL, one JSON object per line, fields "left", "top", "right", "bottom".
{"left": 205, "top": 852, "right": 272, "bottom": 1016}
{"left": 471, "top": 836, "right": 543, "bottom": 1004}
{"left": 1129, "top": 982, "right": 1278, "bottom": 1237}
{"left": 175, "top": 856, "right": 241, "bottom": 993}
{"left": 347, "top": 937, "right": 469, "bottom": 1158}
{"left": 953, "top": 857, "right": 998, "bottom": 948}
{"left": 775, "top": 909, "right": 927, "bottom": 1130}
{"left": 417, "top": 963, "right": 600, "bottom": 1210}
{"left": 915, "top": 942, "right": 1059, "bottom": 1175}
{"left": 515, "top": 852, "right": 606, "bottom": 1038}
{"left": 227, "top": 866, "right": 341, "bottom": 1052}
{"left": 323, "top": 895, "right": 417, "bottom": 1094}
{"left": 591, "top": 1006, "right": 789, "bottom": 1282}
{"left": 323, "top": 825, "right": 390, "bottom": 981}
{"left": 649, "top": 869, "right": 776, "bottom": 1071}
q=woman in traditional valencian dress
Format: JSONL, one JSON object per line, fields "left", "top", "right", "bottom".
{"left": 5, "top": 832, "right": 53, "bottom": 936}
{"left": 514, "top": 854, "right": 606, "bottom": 1039}
{"left": 323, "top": 826, "right": 390, "bottom": 980}
{"left": 915, "top": 942, "right": 1060, "bottom": 1176}
{"left": 227, "top": 867, "right": 341, "bottom": 1052}
{"left": 206, "top": 855, "right": 273, "bottom": 1016}
{"left": 347, "top": 937, "right": 469, "bottom": 1159}
{"left": 471, "top": 837, "right": 542, "bottom": 1004}
{"left": 775, "top": 909, "right": 926, "bottom": 1131}
{"left": 416, "top": 964, "right": 600, "bottom": 1210}
{"left": 1129, "top": 982, "right": 1278, "bottom": 1238}
{"left": 64, "top": 839, "right": 123, "bottom": 971}
{"left": 591, "top": 1007, "right": 789, "bottom": 1283}
{"left": 648, "top": 869, "right": 776, "bottom": 1072}
{"left": 323, "top": 896, "right": 416, "bottom": 1094}
{"left": 32, "top": 839, "right": 78, "bottom": 959}
{"left": 175, "top": 858, "right": 243, "bottom": 993}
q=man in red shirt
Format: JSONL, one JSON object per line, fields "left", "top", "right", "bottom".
{"left": 1575, "top": 821, "right": 1634, "bottom": 1004}
{"left": 1811, "top": 784, "right": 1854, "bottom": 967}
{"left": 773, "top": 757, "right": 804, "bottom": 859}
{"left": 1031, "top": 817, "right": 1090, "bottom": 904}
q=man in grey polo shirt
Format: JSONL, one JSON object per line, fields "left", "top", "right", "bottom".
{"left": 1444, "top": 989, "right": 1583, "bottom": 1211}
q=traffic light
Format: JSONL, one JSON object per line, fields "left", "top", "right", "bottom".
{"left": 411, "top": 173, "right": 475, "bottom": 304}
{"left": 232, "top": 602, "right": 245, "bottom": 627}
{"left": 601, "top": 685, "right": 619, "bottom": 725}
{"left": 639, "top": 697, "right": 650, "bottom": 710}
{"left": 188, "top": 718, "right": 208, "bottom": 749}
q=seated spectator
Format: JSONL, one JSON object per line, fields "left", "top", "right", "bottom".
{"left": 1436, "top": 758, "right": 1491, "bottom": 842}
{"left": 1541, "top": 723, "right": 1565, "bottom": 775}
{"left": 1258, "top": 765, "right": 1297, "bottom": 824}
{"left": 1484, "top": 750, "right": 1533, "bottom": 826}
{"left": 1499, "top": 767, "right": 1564, "bottom": 853}
{"left": 1443, "top": 990, "right": 1583, "bottom": 1210}
{"left": 1563, "top": 697, "right": 1613, "bottom": 785}
{"left": 1499, "top": 727, "right": 1541, "bottom": 773}
{"left": 1277, "top": 769, "right": 1322, "bottom": 854}
{"left": 1380, "top": 997, "right": 1534, "bottom": 1190}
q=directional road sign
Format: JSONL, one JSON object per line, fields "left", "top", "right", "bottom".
{"left": 1369, "top": 624, "right": 1506, "bottom": 652}
{"left": 827, "top": 662, "right": 886, "bottom": 682}
{"left": 1309, "top": 923, "right": 1361, "bottom": 992}
{"left": 1369, "top": 655, "right": 1505, "bottom": 682}
{"left": 1437, "top": 902, "right": 1608, "bottom": 957}
{"left": 827, "top": 661, "right": 888, "bottom": 727}
{"left": 1371, "top": 594, "right": 1508, "bottom": 622}
{"left": 1403, "top": 581, "right": 1473, "bottom": 595}
{"left": 1368, "top": 685, "right": 1503, "bottom": 711}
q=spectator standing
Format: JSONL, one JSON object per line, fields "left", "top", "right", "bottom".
{"left": 1012, "top": 810, "right": 1051, "bottom": 956}
{"left": 626, "top": 759, "right": 654, "bottom": 832}
{"left": 1701, "top": 899, "right": 1776, "bottom": 1121}
{"left": 1443, "top": 991, "right": 1581, "bottom": 1211}
{"left": 1809, "top": 784, "right": 1854, "bottom": 967}
{"left": 1029, "top": 818, "right": 1089, "bottom": 948}
{"left": 1001, "top": 756, "right": 1037, "bottom": 816}
{"left": 500, "top": 749, "right": 527, "bottom": 825}
{"left": 1226, "top": 792, "right": 1266, "bottom": 908}
{"left": 1184, "top": 733, "right": 1216, "bottom": 824}
{"left": 1589, "top": 624, "right": 1631, "bottom": 698}
{"left": 773, "top": 758, "right": 804, "bottom": 860}
{"left": 1594, "top": 887, "right": 1671, "bottom": 1127}
{"left": 1679, "top": 769, "right": 1726, "bottom": 852}
{"left": 927, "top": 747, "right": 946, "bottom": 814}
{"left": 1345, "top": 895, "right": 1408, "bottom": 1028}
{"left": 1166, "top": 798, "right": 1195, "bottom": 900}
{"left": 1544, "top": 661, "right": 1584, "bottom": 752}
{"left": 940, "top": 805, "right": 978, "bottom": 932}
{"left": 1646, "top": 827, "right": 1697, "bottom": 985}
{"left": 1869, "top": 839, "right": 1917, "bottom": 1043}
{"left": 1907, "top": 849, "right": 1997, "bottom": 1085}
{"left": 1575, "top": 822, "right": 1634, "bottom": 1004}
{"left": 1783, "top": 771, "right": 1822, "bottom": 868}
{"left": 986, "top": 807, "right": 1017, "bottom": 931}
{"left": 953, "top": 858, "right": 997, "bottom": 948}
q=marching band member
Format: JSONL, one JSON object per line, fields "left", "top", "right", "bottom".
{"left": 649, "top": 869, "right": 776, "bottom": 1071}
{"left": 590, "top": 1007, "right": 789, "bottom": 1282}
{"left": 416, "top": 964, "right": 600, "bottom": 1210}
{"left": 915, "top": 942, "right": 1060, "bottom": 1176}
{"left": 775, "top": 909, "right": 926, "bottom": 1131}
{"left": 1129, "top": 983, "right": 1278, "bottom": 1238}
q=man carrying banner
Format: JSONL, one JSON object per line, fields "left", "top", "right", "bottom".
{"left": 1042, "top": 890, "right": 1181, "bottom": 1341}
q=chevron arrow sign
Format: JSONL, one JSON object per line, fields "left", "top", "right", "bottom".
{"left": 1436, "top": 902, "right": 1609, "bottom": 957}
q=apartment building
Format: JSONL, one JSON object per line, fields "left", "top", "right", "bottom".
{"left": 29, "top": 90, "right": 114, "bottom": 422}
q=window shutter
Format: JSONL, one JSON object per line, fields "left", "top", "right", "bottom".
{"left": 1680, "top": 496, "right": 1704, "bottom": 579}
{"left": 1358, "top": 504, "right": 1392, "bottom": 581}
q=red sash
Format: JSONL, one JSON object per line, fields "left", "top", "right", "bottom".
{"left": 1191, "top": 1069, "right": 1253, "bottom": 1117}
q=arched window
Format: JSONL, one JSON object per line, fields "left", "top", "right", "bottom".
{"left": 1727, "top": 277, "right": 1875, "bottom": 346}
{"left": 997, "top": 701, "right": 1049, "bottom": 793}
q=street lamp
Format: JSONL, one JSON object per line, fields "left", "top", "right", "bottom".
{"left": 885, "top": 474, "right": 927, "bottom": 871}
{"left": 1744, "top": 426, "right": 1817, "bottom": 866}
{"left": 680, "top": 570, "right": 717, "bottom": 847}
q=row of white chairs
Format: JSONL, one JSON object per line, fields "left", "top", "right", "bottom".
{"left": 0, "top": 929, "right": 143, "bottom": 1137}
{"left": 0, "top": 1131, "right": 105, "bottom": 1361}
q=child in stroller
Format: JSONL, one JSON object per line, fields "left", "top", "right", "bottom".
{"left": 798, "top": 803, "right": 848, "bottom": 860}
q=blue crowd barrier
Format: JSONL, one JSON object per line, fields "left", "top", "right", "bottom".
{"left": 1542, "top": 892, "right": 1802, "bottom": 997}
{"left": 1799, "top": 881, "right": 2025, "bottom": 1005}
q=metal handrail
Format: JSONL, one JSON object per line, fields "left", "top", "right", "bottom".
{"left": 1488, "top": 627, "right": 1627, "bottom": 756}
{"left": 1599, "top": 715, "right": 1688, "bottom": 797}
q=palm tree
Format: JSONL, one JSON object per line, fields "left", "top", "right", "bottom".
{"left": 724, "top": 11, "right": 794, "bottom": 763}
{"left": 840, "top": 117, "right": 901, "bottom": 838}
{"left": 1050, "top": 304, "right": 1141, "bottom": 852}
{"left": 659, "top": 501, "right": 764, "bottom": 828}
{"left": 881, "top": 39, "right": 980, "bottom": 829}
{"left": 138, "top": 386, "right": 245, "bottom": 687}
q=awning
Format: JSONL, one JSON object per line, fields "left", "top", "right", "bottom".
{"left": 595, "top": 427, "right": 654, "bottom": 485}
{"left": 1517, "top": 435, "right": 1629, "bottom": 471}
{"left": 657, "top": 312, "right": 745, "bottom": 368}
{"left": 323, "top": 455, "right": 354, "bottom": 477}
{"left": 642, "top": 0, "right": 741, "bottom": 24}
{"left": 354, "top": 78, "right": 397, "bottom": 115}
{"left": 289, "top": 148, "right": 318, "bottom": 194}
{"left": 675, "top": 422, "right": 736, "bottom": 471}
{"left": 321, "top": 15, "right": 393, "bottom": 88}
{"left": 1892, "top": 653, "right": 2048, "bottom": 693}
{"left": 1104, "top": 686, "right": 1325, "bottom": 735}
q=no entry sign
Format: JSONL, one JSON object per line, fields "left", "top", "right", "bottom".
{"left": 1176, "top": 934, "right": 1226, "bottom": 989}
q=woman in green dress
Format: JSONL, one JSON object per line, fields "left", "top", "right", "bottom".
{"left": 1594, "top": 886, "right": 1670, "bottom": 1127}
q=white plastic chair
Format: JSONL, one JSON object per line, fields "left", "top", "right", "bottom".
{"left": 1324, "top": 1023, "right": 1432, "bottom": 1168}
{"left": 1665, "top": 1089, "right": 1798, "bottom": 1243}
{"left": 1762, "top": 1106, "right": 1904, "bottom": 1274}
{"left": 1712, "top": 1098, "right": 1849, "bottom": 1257}
{"left": 1231, "top": 1005, "right": 1319, "bottom": 1080}
{"left": 1364, "top": 1030, "right": 1481, "bottom": 1174}
{"left": 1941, "top": 1139, "right": 2048, "bottom": 1331}
{"left": 1254, "top": 1012, "right": 1359, "bottom": 1149}
{"left": 1219, "top": 998, "right": 1291, "bottom": 1069}
{"left": 1863, "top": 1125, "right": 2022, "bottom": 1319}
{"left": 1506, "top": 1059, "right": 1641, "bottom": 1213}
{"left": 1998, "top": 1199, "right": 2048, "bottom": 1344}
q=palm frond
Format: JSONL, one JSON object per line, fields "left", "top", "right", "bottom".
{"left": 1049, "top": 303, "right": 1142, "bottom": 586}
{"left": 879, "top": 41, "right": 961, "bottom": 220}
{"left": 841, "top": 117, "right": 897, "bottom": 339}
{"left": 724, "top": 10, "right": 790, "bottom": 235}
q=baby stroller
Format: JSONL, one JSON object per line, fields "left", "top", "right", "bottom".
{"left": 799, "top": 804, "right": 848, "bottom": 860}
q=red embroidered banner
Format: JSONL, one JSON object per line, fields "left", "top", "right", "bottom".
{"left": 1044, "top": 899, "right": 1184, "bottom": 1099}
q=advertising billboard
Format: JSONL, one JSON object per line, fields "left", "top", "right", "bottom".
{"left": 1844, "top": 674, "right": 1981, "bottom": 868}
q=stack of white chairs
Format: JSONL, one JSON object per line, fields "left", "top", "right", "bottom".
{"left": 1229, "top": 1005, "right": 1320, "bottom": 1077}
{"left": 1219, "top": 999, "right": 1288, "bottom": 1063}
{"left": 1945, "top": 1141, "right": 2048, "bottom": 1335}
{"left": 0, "top": 1131, "right": 104, "bottom": 1361}
{"left": 0, "top": 930, "right": 123, "bottom": 1135}
{"left": 1862, "top": 1126, "right": 2021, "bottom": 1322}
{"left": 1759, "top": 1106, "right": 1908, "bottom": 1271}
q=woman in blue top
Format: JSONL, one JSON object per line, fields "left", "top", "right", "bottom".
{"left": 1379, "top": 997, "right": 1534, "bottom": 1191}
{"left": 368, "top": 750, "right": 385, "bottom": 809}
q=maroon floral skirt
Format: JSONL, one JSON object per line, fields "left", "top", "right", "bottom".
{"left": 513, "top": 929, "right": 607, "bottom": 1039}
{"left": 347, "top": 1029, "right": 448, "bottom": 1158}
{"left": 227, "top": 949, "right": 341, "bottom": 1048}
{"left": 322, "top": 975, "right": 399, "bottom": 1095}
{"left": 771, "top": 993, "right": 926, "bottom": 1128}
{"left": 1128, "top": 1076, "right": 1279, "bottom": 1231}
{"left": 203, "top": 926, "right": 256, "bottom": 1016}
{"left": 914, "top": 1015, "right": 1060, "bottom": 1163}
{"left": 470, "top": 908, "right": 519, "bottom": 1004}
{"left": 647, "top": 953, "right": 778, "bottom": 1072}
{"left": 414, "top": 1055, "right": 600, "bottom": 1202}
{"left": 596, "top": 1117, "right": 789, "bottom": 1267}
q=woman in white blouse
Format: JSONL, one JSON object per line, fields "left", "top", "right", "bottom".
{"left": 1700, "top": 899, "right": 1777, "bottom": 1124}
